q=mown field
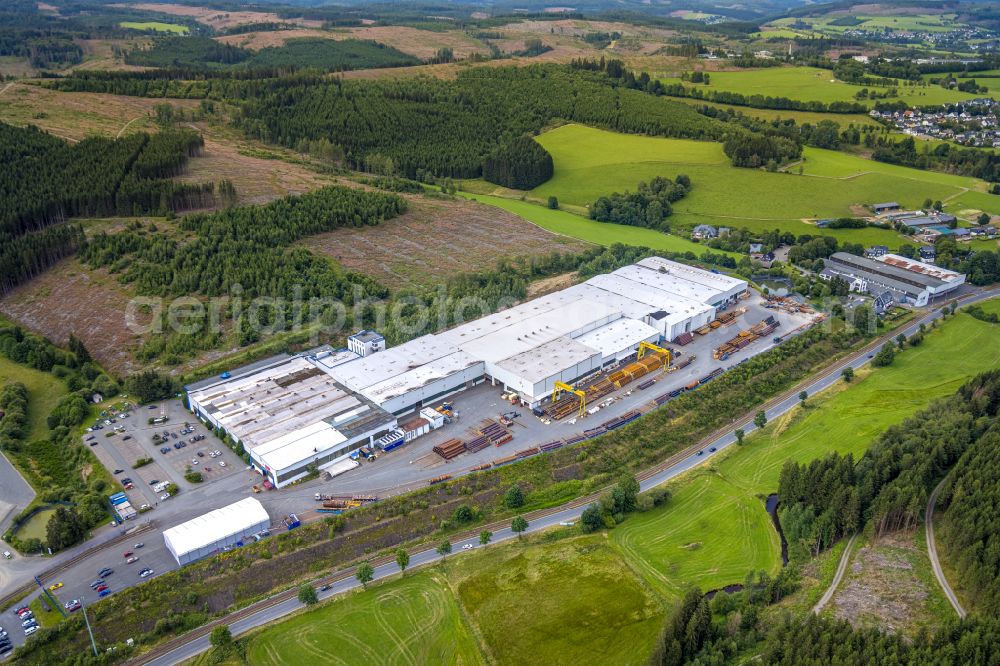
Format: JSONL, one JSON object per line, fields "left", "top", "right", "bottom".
{"left": 467, "top": 124, "right": 994, "bottom": 246}
{"left": 610, "top": 305, "right": 1000, "bottom": 598}
{"left": 119, "top": 21, "right": 189, "bottom": 34}
{"left": 216, "top": 535, "right": 663, "bottom": 666}
{"left": 670, "top": 97, "right": 880, "bottom": 128}
{"left": 660, "top": 66, "right": 980, "bottom": 108}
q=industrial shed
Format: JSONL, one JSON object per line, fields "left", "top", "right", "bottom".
{"left": 163, "top": 498, "right": 271, "bottom": 565}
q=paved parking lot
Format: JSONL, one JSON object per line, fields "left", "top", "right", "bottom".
{"left": 86, "top": 400, "right": 245, "bottom": 515}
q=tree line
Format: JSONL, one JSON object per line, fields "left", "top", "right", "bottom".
{"left": 778, "top": 369, "right": 1000, "bottom": 559}
{"left": 589, "top": 175, "right": 691, "bottom": 231}
{"left": 870, "top": 135, "right": 999, "bottom": 182}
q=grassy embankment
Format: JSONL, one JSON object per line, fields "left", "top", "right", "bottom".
{"left": 193, "top": 303, "right": 1000, "bottom": 664}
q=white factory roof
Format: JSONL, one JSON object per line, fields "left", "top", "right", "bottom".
{"left": 433, "top": 291, "right": 587, "bottom": 348}
{"left": 613, "top": 265, "right": 725, "bottom": 306}
{"left": 636, "top": 256, "right": 747, "bottom": 292}
{"left": 252, "top": 420, "right": 348, "bottom": 473}
{"left": 312, "top": 349, "right": 361, "bottom": 369}
{"left": 585, "top": 273, "right": 712, "bottom": 319}
{"left": 574, "top": 318, "right": 660, "bottom": 359}
{"left": 458, "top": 299, "right": 619, "bottom": 364}
{"left": 358, "top": 351, "right": 484, "bottom": 403}
{"left": 163, "top": 498, "right": 269, "bottom": 557}
{"left": 495, "top": 337, "right": 600, "bottom": 383}
{"left": 329, "top": 335, "right": 456, "bottom": 391}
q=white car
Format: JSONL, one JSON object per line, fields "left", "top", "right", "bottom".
{"left": 139, "top": 569, "right": 154, "bottom": 578}
{"left": 218, "top": 461, "right": 227, "bottom": 468}
{"left": 462, "top": 543, "right": 474, "bottom": 550}
{"left": 558, "top": 521, "right": 576, "bottom": 527}
{"left": 24, "top": 625, "right": 38, "bottom": 636}
{"left": 214, "top": 450, "right": 221, "bottom": 456}
{"left": 191, "top": 460, "right": 199, "bottom": 466}
{"left": 159, "top": 493, "right": 171, "bottom": 500}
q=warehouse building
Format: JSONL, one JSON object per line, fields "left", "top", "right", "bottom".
{"left": 187, "top": 355, "right": 397, "bottom": 487}
{"left": 187, "top": 257, "right": 748, "bottom": 482}
{"left": 163, "top": 498, "right": 270, "bottom": 565}
{"left": 325, "top": 257, "right": 747, "bottom": 410}
{"left": 820, "top": 252, "right": 965, "bottom": 307}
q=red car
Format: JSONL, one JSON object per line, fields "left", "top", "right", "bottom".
{"left": 95, "top": 584, "right": 109, "bottom": 593}
{"left": 13, "top": 607, "right": 29, "bottom": 616}
{"left": 122, "top": 551, "right": 133, "bottom": 558}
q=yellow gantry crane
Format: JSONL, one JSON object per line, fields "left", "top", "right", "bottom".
{"left": 637, "top": 341, "right": 672, "bottom": 369}
{"left": 552, "top": 381, "right": 586, "bottom": 418}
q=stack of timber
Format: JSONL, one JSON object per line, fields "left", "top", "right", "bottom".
{"left": 608, "top": 355, "right": 663, "bottom": 389}
{"left": 433, "top": 438, "right": 465, "bottom": 460}
{"left": 539, "top": 440, "right": 564, "bottom": 452}
{"left": 713, "top": 316, "right": 780, "bottom": 359}
{"left": 601, "top": 410, "right": 641, "bottom": 431}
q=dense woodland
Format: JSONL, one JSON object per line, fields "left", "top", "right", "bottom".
{"left": 937, "top": 400, "right": 1000, "bottom": 615}
{"left": 124, "top": 36, "right": 420, "bottom": 72}
{"left": 481, "top": 135, "right": 554, "bottom": 189}
{"left": 0, "top": 122, "right": 213, "bottom": 294}
{"left": 870, "top": 135, "right": 1000, "bottom": 181}
{"left": 589, "top": 175, "right": 691, "bottom": 231}
{"left": 778, "top": 369, "right": 1000, "bottom": 559}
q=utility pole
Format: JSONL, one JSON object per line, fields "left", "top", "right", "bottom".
{"left": 80, "top": 596, "right": 98, "bottom": 656}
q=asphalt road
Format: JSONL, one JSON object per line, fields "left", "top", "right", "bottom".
{"left": 926, "top": 476, "right": 966, "bottom": 619}
{"left": 142, "top": 288, "right": 1000, "bottom": 665}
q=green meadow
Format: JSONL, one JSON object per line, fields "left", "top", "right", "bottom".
{"left": 661, "top": 66, "right": 980, "bottom": 108}
{"left": 611, "top": 306, "right": 1000, "bottom": 598}
{"left": 226, "top": 535, "right": 662, "bottom": 666}
{"left": 119, "top": 21, "right": 189, "bottom": 34}
{"left": 464, "top": 124, "right": 997, "bottom": 249}
{"left": 0, "top": 354, "right": 67, "bottom": 440}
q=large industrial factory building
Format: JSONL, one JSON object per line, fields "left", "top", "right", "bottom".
{"left": 187, "top": 257, "right": 747, "bottom": 488}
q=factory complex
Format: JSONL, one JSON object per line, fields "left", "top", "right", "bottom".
{"left": 821, "top": 252, "right": 965, "bottom": 307}
{"left": 187, "top": 257, "right": 748, "bottom": 488}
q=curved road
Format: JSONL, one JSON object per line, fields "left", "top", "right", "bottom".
{"left": 812, "top": 533, "right": 857, "bottom": 614}
{"left": 134, "top": 287, "right": 1000, "bottom": 665}
{"left": 926, "top": 476, "right": 966, "bottom": 618}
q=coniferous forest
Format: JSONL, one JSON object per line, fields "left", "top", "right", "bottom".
{"left": 0, "top": 122, "right": 212, "bottom": 294}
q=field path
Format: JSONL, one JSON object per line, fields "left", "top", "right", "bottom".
{"left": 812, "top": 533, "right": 857, "bottom": 614}
{"left": 926, "top": 476, "right": 966, "bottom": 618}
{"left": 0, "top": 82, "right": 15, "bottom": 98}
{"left": 116, "top": 116, "right": 143, "bottom": 138}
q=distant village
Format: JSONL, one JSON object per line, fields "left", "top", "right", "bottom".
{"left": 841, "top": 25, "right": 998, "bottom": 50}
{"left": 870, "top": 98, "right": 999, "bottom": 148}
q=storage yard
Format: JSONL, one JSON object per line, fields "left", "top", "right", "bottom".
{"left": 181, "top": 258, "right": 827, "bottom": 494}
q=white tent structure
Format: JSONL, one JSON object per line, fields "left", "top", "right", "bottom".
{"left": 162, "top": 497, "right": 270, "bottom": 565}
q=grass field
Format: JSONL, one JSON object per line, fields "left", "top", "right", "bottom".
{"left": 670, "top": 97, "right": 880, "bottom": 128}
{"left": 244, "top": 571, "right": 483, "bottom": 665}
{"left": 119, "top": 21, "right": 189, "bottom": 34}
{"left": 0, "top": 355, "right": 66, "bottom": 441}
{"left": 661, "top": 66, "right": 980, "bottom": 108}
{"left": 234, "top": 533, "right": 662, "bottom": 666}
{"left": 493, "top": 124, "right": 994, "bottom": 243}
{"left": 611, "top": 305, "right": 1000, "bottom": 599}
{"left": 459, "top": 192, "right": 731, "bottom": 257}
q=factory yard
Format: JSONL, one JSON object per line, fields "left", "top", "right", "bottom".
{"left": 294, "top": 290, "right": 816, "bottom": 500}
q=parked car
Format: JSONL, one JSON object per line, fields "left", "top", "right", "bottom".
{"left": 139, "top": 568, "right": 154, "bottom": 578}
{"left": 90, "top": 580, "right": 104, "bottom": 589}
{"left": 24, "top": 625, "right": 38, "bottom": 636}
{"left": 14, "top": 606, "right": 29, "bottom": 616}
{"left": 160, "top": 447, "right": 171, "bottom": 454}
{"left": 21, "top": 618, "right": 36, "bottom": 628}
{"left": 95, "top": 585, "right": 109, "bottom": 593}
{"left": 122, "top": 435, "right": 132, "bottom": 441}
{"left": 113, "top": 469, "right": 123, "bottom": 475}
{"left": 98, "top": 567, "right": 113, "bottom": 577}
{"left": 148, "top": 405, "right": 157, "bottom": 410}
{"left": 160, "top": 493, "right": 171, "bottom": 501}
{"left": 134, "top": 542, "right": 144, "bottom": 549}
{"left": 122, "top": 551, "right": 133, "bottom": 558}
{"left": 126, "top": 556, "right": 139, "bottom": 564}
{"left": 173, "top": 443, "right": 182, "bottom": 450}
{"left": 219, "top": 461, "right": 227, "bottom": 468}
{"left": 85, "top": 435, "right": 95, "bottom": 441}
{"left": 98, "top": 589, "right": 111, "bottom": 598}
{"left": 47, "top": 582, "right": 63, "bottom": 591}
{"left": 196, "top": 451, "right": 204, "bottom": 457}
